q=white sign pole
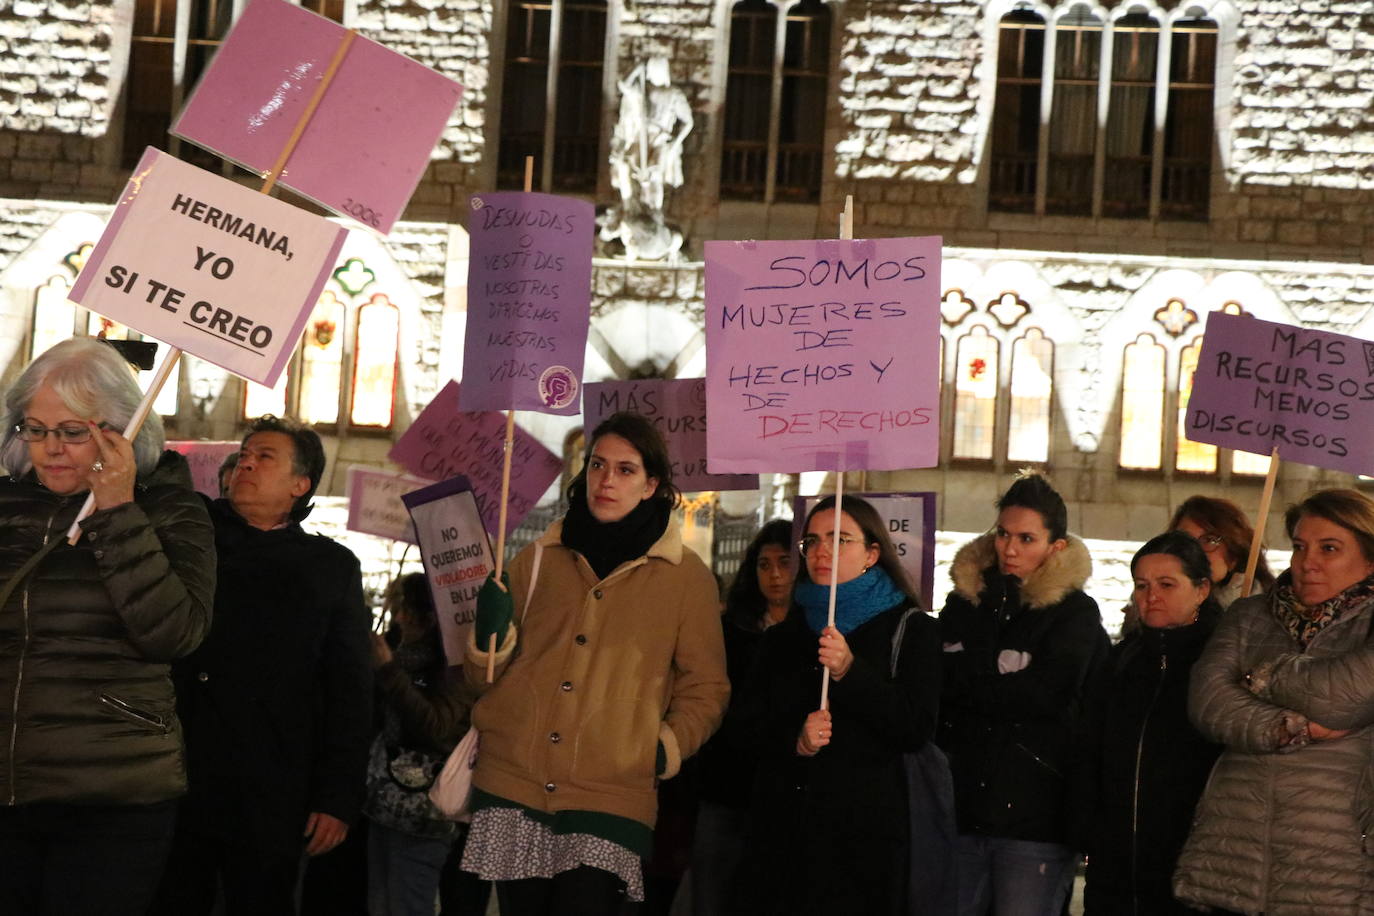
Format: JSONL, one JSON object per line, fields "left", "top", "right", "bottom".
{"left": 818, "top": 195, "right": 854, "bottom": 712}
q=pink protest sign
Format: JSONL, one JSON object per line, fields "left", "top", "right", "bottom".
{"left": 704, "top": 237, "right": 942, "bottom": 473}
{"left": 389, "top": 380, "right": 564, "bottom": 536}
{"left": 1186, "top": 311, "right": 1374, "bottom": 474}
{"left": 584, "top": 378, "right": 758, "bottom": 492}
{"left": 167, "top": 440, "right": 240, "bottom": 498}
{"left": 171, "top": 0, "right": 462, "bottom": 235}
{"left": 346, "top": 466, "right": 431, "bottom": 543}
{"left": 69, "top": 148, "right": 347, "bottom": 386}
{"left": 459, "top": 192, "right": 594, "bottom": 415}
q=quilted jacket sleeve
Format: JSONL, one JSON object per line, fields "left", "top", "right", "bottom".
{"left": 1189, "top": 598, "right": 1300, "bottom": 753}
{"left": 1252, "top": 617, "right": 1374, "bottom": 732}
{"left": 79, "top": 467, "right": 215, "bottom": 663}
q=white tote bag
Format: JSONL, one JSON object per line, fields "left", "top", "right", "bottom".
{"left": 429, "top": 543, "right": 543, "bottom": 820}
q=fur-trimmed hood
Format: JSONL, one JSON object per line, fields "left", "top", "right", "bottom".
{"left": 949, "top": 530, "right": 1092, "bottom": 610}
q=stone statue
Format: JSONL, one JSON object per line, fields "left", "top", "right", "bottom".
{"left": 599, "top": 56, "right": 693, "bottom": 261}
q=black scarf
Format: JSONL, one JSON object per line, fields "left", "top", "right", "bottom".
{"left": 561, "top": 485, "right": 671, "bottom": 580}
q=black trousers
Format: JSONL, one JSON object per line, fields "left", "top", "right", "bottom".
{"left": 495, "top": 865, "right": 631, "bottom": 916}
{"left": 149, "top": 826, "right": 300, "bottom": 916}
{"left": 0, "top": 800, "right": 176, "bottom": 916}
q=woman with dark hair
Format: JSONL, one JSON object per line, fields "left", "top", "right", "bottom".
{"left": 1174, "top": 488, "right": 1374, "bottom": 915}
{"left": 690, "top": 519, "right": 794, "bottom": 916}
{"left": 460, "top": 411, "right": 728, "bottom": 915}
{"left": 364, "top": 572, "right": 476, "bottom": 916}
{"left": 735, "top": 495, "right": 940, "bottom": 916}
{"left": 1079, "top": 532, "right": 1222, "bottom": 915}
{"left": 0, "top": 337, "right": 214, "bottom": 914}
{"left": 937, "top": 472, "right": 1107, "bottom": 916}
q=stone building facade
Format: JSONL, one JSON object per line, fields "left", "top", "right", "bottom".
{"left": 2, "top": 0, "right": 1373, "bottom": 610}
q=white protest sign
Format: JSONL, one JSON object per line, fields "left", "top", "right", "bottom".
{"left": 70, "top": 148, "right": 348, "bottom": 386}
{"left": 346, "top": 466, "right": 430, "bottom": 544}
{"left": 795, "top": 491, "right": 938, "bottom": 609}
{"left": 402, "top": 476, "right": 493, "bottom": 664}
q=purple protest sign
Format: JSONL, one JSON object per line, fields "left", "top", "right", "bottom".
{"left": 171, "top": 0, "right": 462, "bottom": 235}
{"left": 388, "top": 380, "right": 564, "bottom": 536}
{"left": 704, "top": 237, "right": 942, "bottom": 473}
{"left": 1186, "top": 311, "right": 1373, "bottom": 475}
{"left": 402, "top": 475, "right": 492, "bottom": 664}
{"left": 167, "top": 441, "right": 240, "bottom": 498}
{"left": 459, "top": 192, "right": 593, "bottom": 415}
{"left": 345, "top": 466, "right": 431, "bottom": 543}
{"left": 584, "top": 378, "right": 758, "bottom": 492}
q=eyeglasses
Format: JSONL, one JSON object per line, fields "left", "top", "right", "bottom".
{"left": 1196, "top": 533, "right": 1225, "bottom": 553}
{"left": 798, "top": 534, "right": 862, "bottom": 556}
{"left": 14, "top": 421, "right": 99, "bottom": 444}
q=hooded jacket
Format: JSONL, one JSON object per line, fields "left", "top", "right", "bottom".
{"left": 0, "top": 450, "right": 214, "bottom": 807}
{"left": 1173, "top": 580, "right": 1374, "bottom": 915}
{"left": 936, "top": 532, "right": 1107, "bottom": 843}
{"left": 463, "top": 517, "right": 728, "bottom": 830}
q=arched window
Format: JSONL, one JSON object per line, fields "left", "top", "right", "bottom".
{"left": 1119, "top": 333, "right": 1165, "bottom": 469}
{"left": 1047, "top": 5, "right": 1101, "bottom": 216}
{"left": 1175, "top": 338, "right": 1216, "bottom": 472}
{"left": 242, "top": 259, "right": 400, "bottom": 432}
{"left": 989, "top": 8, "right": 1045, "bottom": 213}
{"left": 1007, "top": 328, "right": 1053, "bottom": 464}
{"left": 498, "top": 0, "right": 608, "bottom": 191}
{"left": 1103, "top": 10, "right": 1159, "bottom": 218}
{"left": 30, "top": 276, "right": 77, "bottom": 361}
{"left": 349, "top": 295, "right": 400, "bottom": 427}
{"left": 721, "top": 0, "right": 830, "bottom": 203}
{"left": 952, "top": 326, "right": 999, "bottom": 460}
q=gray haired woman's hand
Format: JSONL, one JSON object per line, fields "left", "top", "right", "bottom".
{"left": 85, "top": 422, "right": 136, "bottom": 510}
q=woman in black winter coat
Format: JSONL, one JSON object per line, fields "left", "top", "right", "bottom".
{"left": 937, "top": 472, "right": 1108, "bottom": 916}
{"left": 1080, "top": 532, "right": 1222, "bottom": 915}
{"left": 735, "top": 496, "right": 941, "bottom": 916}
{"left": 690, "top": 519, "right": 794, "bottom": 916}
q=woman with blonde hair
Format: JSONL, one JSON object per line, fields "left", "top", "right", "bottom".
{"left": 1175, "top": 487, "right": 1374, "bottom": 915}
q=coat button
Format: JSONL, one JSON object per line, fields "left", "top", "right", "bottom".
{"left": 87, "top": 531, "right": 98, "bottom": 541}
{"left": 593, "top": 589, "right": 603, "bottom": 599}
{"left": 197, "top": 672, "right": 210, "bottom": 682}
{"left": 575, "top": 634, "right": 587, "bottom": 645}
{"left": 93, "top": 550, "right": 104, "bottom": 559}
{"left": 550, "top": 732, "right": 561, "bottom": 743}
{"left": 561, "top": 681, "right": 573, "bottom": 691}
{"left": 545, "top": 782, "right": 556, "bottom": 792}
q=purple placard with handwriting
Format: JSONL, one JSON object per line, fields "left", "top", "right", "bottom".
{"left": 584, "top": 378, "right": 758, "bottom": 492}
{"left": 171, "top": 0, "right": 462, "bottom": 235}
{"left": 388, "top": 380, "right": 563, "bottom": 536}
{"left": 459, "top": 192, "right": 593, "bottom": 415}
{"left": 1186, "top": 311, "right": 1374, "bottom": 474}
{"left": 704, "top": 236, "right": 942, "bottom": 473}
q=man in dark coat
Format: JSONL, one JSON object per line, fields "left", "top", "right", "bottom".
{"left": 150, "top": 416, "right": 373, "bottom": 916}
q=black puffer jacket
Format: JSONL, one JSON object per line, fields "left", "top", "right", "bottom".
{"left": 937, "top": 533, "right": 1108, "bottom": 843}
{"left": 0, "top": 451, "right": 215, "bottom": 807}
{"left": 1079, "top": 609, "right": 1222, "bottom": 915}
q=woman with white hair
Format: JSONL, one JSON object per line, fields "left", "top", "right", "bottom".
{"left": 0, "top": 337, "right": 215, "bottom": 915}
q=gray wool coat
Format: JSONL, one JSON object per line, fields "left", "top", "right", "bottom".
{"left": 1173, "top": 582, "right": 1374, "bottom": 916}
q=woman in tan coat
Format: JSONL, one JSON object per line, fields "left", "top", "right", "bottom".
{"left": 460, "top": 412, "right": 728, "bottom": 915}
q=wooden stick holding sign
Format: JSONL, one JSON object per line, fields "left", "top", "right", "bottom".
{"left": 1241, "top": 446, "right": 1280, "bottom": 597}
{"left": 483, "top": 155, "right": 538, "bottom": 682}
{"left": 819, "top": 195, "right": 854, "bottom": 712}
{"left": 66, "top": 30, "right": 359, "bottom": 544}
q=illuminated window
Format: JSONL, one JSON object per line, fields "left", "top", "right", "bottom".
{"left": 30, "top": 276, "right": 78, "bottom": 361}
{"left": 721, "top": 0, "right": 831, "bottom": 203}
{"left": 989, "top": 4, "right": 1219, "bottom": 221}
{"left": 1233, "top": 448, "right": 1273, "bottom": 477}
{"left": 349, "top": 295, "right": 400, "bottom": 427}
{"left": 243, "top": 260, "right": 399, "bottom": 431}
{"left": 1119, "top": 333, "right": 1165, "bottom": 469}
{"left": 1008, "top": 329, "right": 1053, "bottom": 464}
{"left": 497, "top": 0, "right": 607, "bottom": 192}
{"left": 1175, "top": 338, "right": 1216, "bottom": 473}
{"left": 87, "top": 311, "right": 130, "bottom": 341}
{"left": 952, "top": 326, "right": 999, "bottom": 460}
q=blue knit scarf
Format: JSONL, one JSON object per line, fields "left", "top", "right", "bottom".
{"left": 795, "top": 566, "right": 907, "bottom": 635}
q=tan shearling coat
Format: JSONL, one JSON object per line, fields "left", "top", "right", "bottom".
{"left": 463, "top": 517, "right": 728, "bottom": 829}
